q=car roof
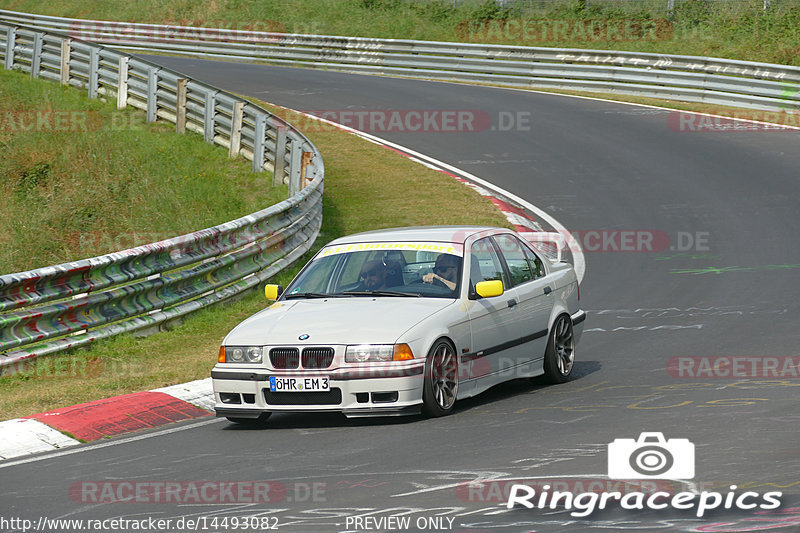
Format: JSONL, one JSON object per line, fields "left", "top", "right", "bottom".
{"left": 326, "top": 226, "right": 505, "bottom": 246}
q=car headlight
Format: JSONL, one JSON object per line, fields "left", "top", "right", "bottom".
{"left": 345, "top": 344, "right": 414, "bottom": 362}
{"left": 222, "top": 346, "right": 263, "bottom": 364}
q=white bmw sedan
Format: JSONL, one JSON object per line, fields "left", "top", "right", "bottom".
{"left": 212, "top": 226, "right": 585, "bottom": 423}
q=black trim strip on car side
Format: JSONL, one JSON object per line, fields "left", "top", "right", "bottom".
{"left": 460, "top": 357, "right": 544, "bottom": 384}
{"left": 572, "top": 311, "right": 587, "bottom": 325}
{"left": 461, "top": 329, "right": 548, "bottom": 361}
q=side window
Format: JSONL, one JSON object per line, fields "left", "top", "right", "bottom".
{"left": 493, "top": 234, "right": 534, "bottom": 286}
{"left": 522, "top": 241, "right": 546, "bottom": 279}
{"left": 469, "top": 237, "right": 507, "bottom": 290}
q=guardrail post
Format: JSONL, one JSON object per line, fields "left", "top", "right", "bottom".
{"left": 4, "top": 26, "right": 15, "bottom": 70}
{"left": 288, "top": 140, "right": 302, "bottom": 195}
{"left": 176, "top": 78, "right": 187, "bottom": 134}
{"left": 252, "top": 114, "right": 266, "bottom": 173}
{"left": 117, "top": 56, "right": 128, "bottom": 109}
{"left": 300, "top": 151, "right": 313, "bottom": 189}
{"left": 274, "top": 126, "right": 287, "bottom": 186}
{"left": 204, "top": 90, "right": 217, "bottom": 143}
{"left": 30, "top": 32, "right": 42, "bottom": 79}
{"left": 88, "top": 47, "right": 99, "bottom": 98}
{"left": 229, "top": 101, "right": 244, "bottom": 158}
{"left": 60, "top": 38, "right": 71, "bottom": 85}
{"left": 146, "top": 67, "right": 158, "bottom": 122}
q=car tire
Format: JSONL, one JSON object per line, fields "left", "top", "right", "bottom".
{"left": 422, "top": 339, "right": 459, "bottom": 417}
{"left": 225, "top": 413, "right": 271, "bottom": 426}
{"left": 543, "top": 314, "right": 575, "bottom": 384}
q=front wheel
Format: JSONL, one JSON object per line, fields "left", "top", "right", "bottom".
{"left": 543, "top": 315, "right": 575, "bottom": 384}
{"left": 422, "top": 340, "right": 459, "bottom": 417}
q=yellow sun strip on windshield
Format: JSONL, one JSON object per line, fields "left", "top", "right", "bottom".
{"left": 318, "top": 242, "right": 462, "bottom": 258}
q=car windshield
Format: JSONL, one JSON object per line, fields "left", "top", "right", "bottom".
{"left": 283, "top": 241, "right": 463, "bottom": 299}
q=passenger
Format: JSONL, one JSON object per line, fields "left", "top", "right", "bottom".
{"left": 422, "top": 254, "right": 459, "bottom": 291}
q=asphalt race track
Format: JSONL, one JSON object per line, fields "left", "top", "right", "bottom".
{"left": 2, "top": 56, "right": 799, "bottom": 532}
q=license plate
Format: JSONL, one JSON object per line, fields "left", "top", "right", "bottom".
{"left": 269, "top": 376, "right": 330, "bottom": 392}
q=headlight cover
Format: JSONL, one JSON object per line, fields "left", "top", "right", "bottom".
{"left": 345, "top": 344, "right": 414, "bottom": 362}
{"left": 224, "top": 346, "right": 263, "bottom": 364}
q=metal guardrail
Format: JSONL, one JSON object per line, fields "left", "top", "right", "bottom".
{"left": 0, "top": 22, "right": 324, "bottom": 372}
{"left": 1, "top": 9, "right": 798, "bottom": 111}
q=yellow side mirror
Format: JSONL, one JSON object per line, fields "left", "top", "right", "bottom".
{"left": 475, "top": 280, "right": 504, "bottom": 298}
{"left": 264, "top": 284, "right": 283, "bottom": 300}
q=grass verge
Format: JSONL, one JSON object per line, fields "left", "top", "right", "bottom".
{"left": 0, "top": 96, "right": 510, "bottom": 421}
{"left": 0, "top": 67, "right": 284, "bottom": 274}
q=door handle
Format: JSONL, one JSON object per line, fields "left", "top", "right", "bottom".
{"left": 543, "top": 286, "right": 552, "bottom": 295}
{"left": 507, "top": 299, "right": 517, "bottom": 308}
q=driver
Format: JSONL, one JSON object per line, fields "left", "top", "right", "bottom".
{"left": 358, "top": 260, "right": 388, "bottom": 291}
{"left": 422, "top": 254, "right": 459, "bottom": 291}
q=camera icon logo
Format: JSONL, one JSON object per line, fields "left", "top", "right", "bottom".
{"left": 608, "top": 432, "right": 695, "bottom": 479}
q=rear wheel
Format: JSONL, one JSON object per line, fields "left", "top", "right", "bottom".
{"left": 543, "top": 315, "right": 575, "bottom": 384}
{"left": 225, "top": 413, "right": 271, "bottom": 426}
{"left": 422, "top": 340, "right": 459, "bottom": 417}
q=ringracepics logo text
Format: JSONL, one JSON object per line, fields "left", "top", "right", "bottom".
{"left": 506, "top": 433, "right": 782, "bottom": 518}
{"left": 506, "top": 483, "right": 782, "bottom": 518}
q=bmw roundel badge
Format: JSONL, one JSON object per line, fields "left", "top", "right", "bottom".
{"left": 298, "top": 334, "right": 310, "bottom": 341}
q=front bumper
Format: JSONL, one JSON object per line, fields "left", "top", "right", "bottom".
{"left": 211, "top": 360, "right": 426, "bottom": 418}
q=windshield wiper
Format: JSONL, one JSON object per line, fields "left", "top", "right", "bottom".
{"left": 340, "top": 290, "right": 422, "bottom": 297}
{"left": 283, "top": 292, "right": 334, "bottom": 299}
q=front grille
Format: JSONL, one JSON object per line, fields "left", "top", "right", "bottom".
{"left": 301, "top": 347, "right": 334, "bottom": 369}
{"left": 270, "top": 348, "right": 299, "bottom": 369}
{"left": 264, "top": 388, "right": 342, "bottom": 405}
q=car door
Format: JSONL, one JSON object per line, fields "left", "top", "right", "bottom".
{"left": 492, "top": 233, "right": 553, "bottom": 371}
{"left": 464, "top": 236, "right": 521, "bottom": 386}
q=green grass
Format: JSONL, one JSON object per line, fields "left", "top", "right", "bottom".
{"left": 0, "top": 68, "right": 285, "bottom": 274}
{"left": 1, "top": 0, "right": 799, "bottom": 65}
{"left": 0, "top": 95, "right": 510, "bottom": 421}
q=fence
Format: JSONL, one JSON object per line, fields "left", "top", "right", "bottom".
{"left": 1, "top": 9, "right": 797, "bottom": 112}
{"left": 0, "top": 22, "right": 324, "bottom": 372}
